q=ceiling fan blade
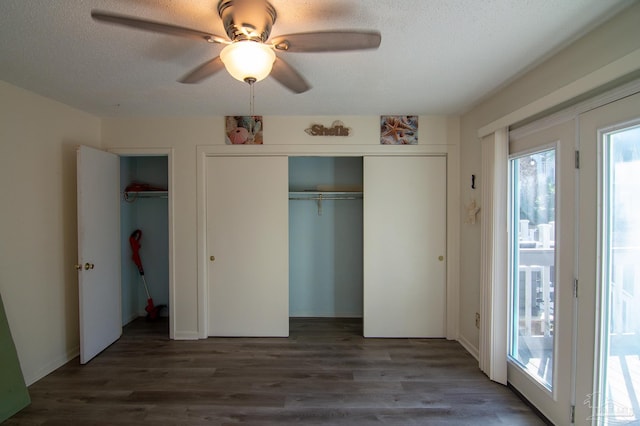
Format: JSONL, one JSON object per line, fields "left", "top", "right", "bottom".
{"left": 179, "top": 56, "right": 225, "bottom": 84}
{"left": 91, "top": 10, "right": 228, "bottom": 44}
{"left": 270, "top": 57, "right": 311, "bottom": 94}
{"left": 270, "top": 31, "right": 381, "bottom": 53}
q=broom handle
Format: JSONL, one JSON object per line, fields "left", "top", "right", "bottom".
{"left": 140, "top": 275, "right": 151, "bottom": 300}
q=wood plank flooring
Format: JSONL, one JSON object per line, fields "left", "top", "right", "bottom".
{"left": 6, "top": 318, "right": 546, "bottom": 425}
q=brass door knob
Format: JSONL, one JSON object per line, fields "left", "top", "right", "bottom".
{"left": 84, "top": 262, "right": 95, "bottom": 270}
{"left": 74, "top": 264, "right": 82, "bottom": 271}
{"left": 210, "top": 256, "right": 215, "bottom": 262}
{"left": 438, "top": 256, "right": 444, "bottom": 261}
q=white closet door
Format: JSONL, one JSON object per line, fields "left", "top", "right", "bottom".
{"left": 363, "top": 156, "right": 446, "bottom": 337}
{"left": 206, "top": 156, "right": 289, "bottom": 336}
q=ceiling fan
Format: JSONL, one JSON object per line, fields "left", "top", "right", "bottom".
{"left": 91, "top": 0, "right": 382, "bottom": 94}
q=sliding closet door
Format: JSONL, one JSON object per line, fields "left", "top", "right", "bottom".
{"left": 363, "top": 156, "right": 446, "bottom": 337}
{"left": 206, "top": 156, "right": 289, "bottom": 337}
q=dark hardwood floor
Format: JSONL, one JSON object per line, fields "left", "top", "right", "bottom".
{"left": 6, "top": 318, "right": 545, "bottom": 425}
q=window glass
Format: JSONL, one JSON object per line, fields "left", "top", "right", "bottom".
{"left": 509, "top": 149, "right": 556, "bottom": 389}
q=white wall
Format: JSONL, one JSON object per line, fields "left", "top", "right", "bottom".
{"left": 458, "top": 2, "right": 640, "bottom": 356}
{"left": 0, "top": 81, "right": 101, "bottom": 385}
{"left": 102, "top": 115, "right": 460, "bottom": 338}
{"left": 0, "top": 84, "right": 457, "bottom": 383}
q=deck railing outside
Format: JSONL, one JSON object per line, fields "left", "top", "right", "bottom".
{"left": 516, "top": 220, "right": 639, "bottom": 393}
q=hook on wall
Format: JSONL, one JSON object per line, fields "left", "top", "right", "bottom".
{"left": 471, "top": 174, "right": 476, "bottom": 189}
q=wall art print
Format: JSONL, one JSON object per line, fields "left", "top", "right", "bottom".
{"left": 225, "top": 116, "right": 263, "bottom": 144}
{"left": 380, "top": 115, "right": 418, "bottom": 145}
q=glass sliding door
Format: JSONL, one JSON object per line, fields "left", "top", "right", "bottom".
{"left": 575, "top": 91, "right": 640, "bottom": 425}
{"left": 507, "top": 120, "right": 575, "bottom": 424}
{"left": 510, "top": 149, "right": 557, "bottom": 389}
{"left": 505, "top": 89, "right": 640, "bottom": 425}
{"left": 595, "top": 124, "right": 640, "bottom": 424}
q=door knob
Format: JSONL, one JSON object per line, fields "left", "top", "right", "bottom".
{"left": 84, "top": 262, "right": 95, "bottom": 270}
{"left": 74, "top": 264, "right": 82, "bottom": 271}
{"left": 210, "top": 256, "right": 215, "bottom": 262}
{"left": 438, "top": 256, "right": 444, "bottom": 261}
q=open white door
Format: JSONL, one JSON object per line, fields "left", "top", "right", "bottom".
{"left": 77, "top": 145, "right": 121, "bottom": 364}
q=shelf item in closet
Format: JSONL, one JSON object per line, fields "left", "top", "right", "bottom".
{"left": 123, "top": 191, "right": 168, "bottom": 202}
{"left": 288, "top": 191, "right": 363, "bottom": 216}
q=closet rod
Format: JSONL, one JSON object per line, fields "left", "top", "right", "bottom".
{"left": 288, "top": 191, "right": 362, "bottom": 201}
{"left": 288, "top": 196, "right": 362, "bottom": 201}
{"left": 288, "top": 192, "right": 362, "bottom": 215}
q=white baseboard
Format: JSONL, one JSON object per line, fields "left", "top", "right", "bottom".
{"left": 457, "top": 334, "right": 479, "bottom": 361}
{"left": 123, "top": 313, "right": 139, "bottom": 326}
{"left": 173, "top": 331, "right": 200, "bottom": 340}
{"left": 25, "top": 345, "right": 79, "bottom": 386}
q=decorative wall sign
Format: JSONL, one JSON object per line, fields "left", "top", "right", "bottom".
{"left": 225, "top": 116, "right": 263, "bottom": 144}
{"left": 305, "top": 120, "right": 351, "bottom": 137}
{"left": 380, "top": 115, "right": 418, "bottom": 144}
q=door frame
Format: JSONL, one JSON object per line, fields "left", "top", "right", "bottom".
{"left": 196, "top": 144, "right": 460, "bottom": 340}
{"left": 109, "top": 147, "right": 176, "bottom": 339}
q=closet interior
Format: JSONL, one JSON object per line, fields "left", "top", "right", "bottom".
{"left": 119, "top": 156, "right": 169, "bottom": 331}
{"left": 288, "top": 157, "right": 364, "bottom": 320}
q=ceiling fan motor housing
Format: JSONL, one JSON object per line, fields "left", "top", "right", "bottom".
{"left": 217, "top": 0, "right": 277, "bottom": 43}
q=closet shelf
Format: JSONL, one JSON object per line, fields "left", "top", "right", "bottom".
{"left": 123, "top": 191, "right": 168, "bottom": 202}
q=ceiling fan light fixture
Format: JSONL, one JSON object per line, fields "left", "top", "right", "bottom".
{"left": 220, "top": 40, "right": 276, "bottom": 83}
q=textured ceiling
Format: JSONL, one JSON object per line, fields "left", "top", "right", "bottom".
{"left": 0, "top": 0, "right": 632, "bottom": 117}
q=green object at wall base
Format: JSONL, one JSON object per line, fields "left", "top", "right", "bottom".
{"left": 0, "top": 293, "right": 30, "bottom": 422}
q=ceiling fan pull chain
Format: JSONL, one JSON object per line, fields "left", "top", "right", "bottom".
{"left": 249, "top": 79, "right": 255, "bottom": 118}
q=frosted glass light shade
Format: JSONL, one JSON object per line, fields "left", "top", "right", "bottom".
{"left": 220, "top": 41, "right": 276, "bottom": 83}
